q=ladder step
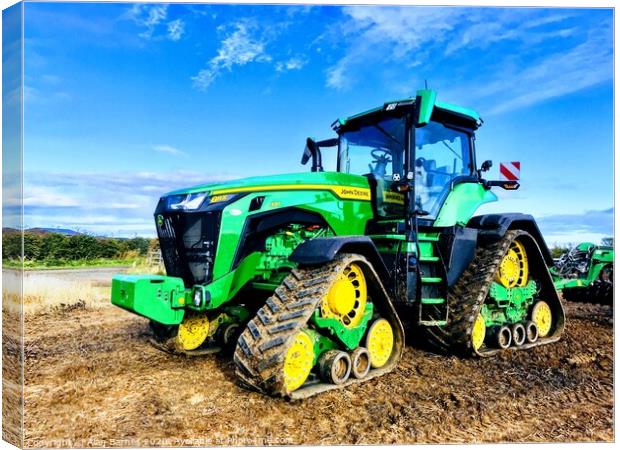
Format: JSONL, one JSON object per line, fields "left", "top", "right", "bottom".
{"left": 419, "top": 256, "right": 440, "bottom": 262}
{"left": 419, "top": 320, "right": 447, "bottom": 326}
{"left": 421, "top": 297, "right": 445, "bottom": 305}
{"left": 419, "top": 235, "right": 440, "bottom": 242}
{"left": 421, "top": 276, "right": 442, "bottom": 284}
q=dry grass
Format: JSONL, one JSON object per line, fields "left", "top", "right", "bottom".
{"left": 3, "top": 269, "right": 110, "bottom": 315}
{"left": 125, "top": 261, "right": 165, "bottom": 276}
{"left": 25, "top": 274, "right": 107, "bottom": 314}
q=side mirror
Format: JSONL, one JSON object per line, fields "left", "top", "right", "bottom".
{"left": 480, "top": 160, "right": 493, "bottom": 172}
{"left": 301, "top": 138, "right": 315, "bottom": 165}
{"left": 301, "top": 137, "right": 323, "bottom": 172}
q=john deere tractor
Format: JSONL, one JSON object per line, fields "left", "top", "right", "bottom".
{"left": 112, "top": 89, "right": 565, "bottom": 399}
{"left": 552, "top": 242, "right": 613, "bottom": 306}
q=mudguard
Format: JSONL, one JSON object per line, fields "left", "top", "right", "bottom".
{"left": 468, "top": 213, "right": 554, "bottom": 266}
{"left": 290, "top": 236, "right": 390, "bottom": 282}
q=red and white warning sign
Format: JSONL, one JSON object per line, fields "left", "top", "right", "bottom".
{"left": 499, "top": 161, "right": 520, "bottom": 181}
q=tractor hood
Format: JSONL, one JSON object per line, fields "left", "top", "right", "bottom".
{"left": 164, "top": 171, "right": 370, "bottom": 198}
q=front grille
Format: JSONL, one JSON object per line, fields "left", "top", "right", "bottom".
{"left": 156, "top": 211, "right": 221, "bottom": 287}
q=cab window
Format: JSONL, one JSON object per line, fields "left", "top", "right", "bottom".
{"left": 415, "top": 121, "right": 473, "bottom": 217}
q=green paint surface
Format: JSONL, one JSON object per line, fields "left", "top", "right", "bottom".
{"left": 434, "top": 183, "right": 497, "bottom": 227}
{"left": 111, "top": 274, "right": 185, "bottom": 325}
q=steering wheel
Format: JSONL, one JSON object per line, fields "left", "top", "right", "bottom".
{"left": 371, "top": 148, "right": 392, "bottom": 164}
{"left": 368, "top": 148, "right": 392, "bottom": 178}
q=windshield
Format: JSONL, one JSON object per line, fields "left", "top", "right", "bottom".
{"left": 338, "top": 116, "right": 406, "bottom": 182}
{"left": 415, "top": 121, "right": 473, "bottom": 217}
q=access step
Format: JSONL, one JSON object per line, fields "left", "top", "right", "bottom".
{"left": 421, "top": 276, "right": 442, "bottom": 284}
{"left": 420, "top": 297, "right": 445, "bottom": 305}
{"left": 419, "top": 256, "right": 440, "bottom": 263}
{"left": 419, "top": 319, "right": 447, "bottom": 326}
{"left": 418, "top": 235, "right": 440, "bottom": 242}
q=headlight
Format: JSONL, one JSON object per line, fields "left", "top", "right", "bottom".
{"left": 193, "top": 289, "right": 203, "bottom": 307}
{"left": 166, "top": 192, "right": 209, "bottom": 210}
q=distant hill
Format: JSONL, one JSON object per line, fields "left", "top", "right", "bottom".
{"left": 2, "top": 227, "right": 82, "bottom": 236}
{"left": 27, "top": 227, "right": 82, "bottom": 236}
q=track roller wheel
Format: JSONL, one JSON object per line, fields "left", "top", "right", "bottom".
{"left": 318, "top": 350, "right": 351, "bottom": 385}
{"left": 471, "top": 313, "right": 486, "bottom": 351}
{"left": 350, "top": 347, "right": 371, "bottom": 379}
{"left": 216, "top": 322, "right": 241, "bottom": 354}
{"left": 525, "top": 320, "right": 538, "bottom": 343}
{"left": 531, "top": 301, "right": 552, "bottom": 338}
{"left": 511, "top": 323, "right": 526, "bottom": 346}
{"left": 177, "top": 314, "right": 210, "bottom": 351}
{"left": 493, "top": 326, "right": 512, "bottom": 349}
{"left": 282, "top": 331, "right": 315, "bottom": 393}
{"left": 365, "top": 318, "right": 394, "bottom": 369}
{"left": 496, "top": 239, "right": 529, "bottom": 288}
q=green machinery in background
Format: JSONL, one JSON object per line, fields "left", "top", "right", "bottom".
{"left": 111, "top": 89, "right": 565, "bottom": 399}
{"left": 552, "top": 242, "right": 613, "bottom": 306}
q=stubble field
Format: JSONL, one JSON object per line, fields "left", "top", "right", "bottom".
{"left": 2, "top": 268, "right": 613, "bottom": 447}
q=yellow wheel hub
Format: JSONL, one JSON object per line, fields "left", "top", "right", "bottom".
{"left": 471, "top": 313, "right": 486, "bottom": 351}
{"left": 283, "top": 331, "right": 314, "bottom": 393}
{"left": 496, "top": 239, "right": 529, "bottom": 288}
{"left": 365, "top": 318, "right": 394, "bottom": 368}
{"left": 531, "top": 301, "right": 552, "bottom": 337}
{"left": 321, "top": 263, "right": 367, "bottom": 328}
{"left": 177, "top": 315, "right": 210, "bottom": 351}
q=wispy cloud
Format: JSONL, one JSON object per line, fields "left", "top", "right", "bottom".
{"left": 24, "top": 85, "right": 71, "bottom": 104}
{"left": 192, "top": 21, "right": 271, "bottom": 90}
{"left": 275, "top": 55, "right": 307, "bottom": 72}
{"left": 326, "top": 6, "right": 463, "bottom": 89}
{"left": 537, "top": 208, "right": 613, "bottom": 245}
{"left": 153, "top": 144, "right": 187, "bottom": 157}
{"left": 167, "top": 18, "right": 185, "bottom": 41}
{"left": 325, "top": 7, "right": 612, "bottom": 114}
{"left": 124, "top": 4, "right": 185, "bottom": 42}
{"left": 480, "top": 30, "right": 612, "bottom": 114}
{"left": 23, "top": 171, "right": 241, "bottom": 236}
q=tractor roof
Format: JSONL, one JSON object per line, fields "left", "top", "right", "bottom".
{"left": 332, "top": 89, "right": 481, "bottom": 131}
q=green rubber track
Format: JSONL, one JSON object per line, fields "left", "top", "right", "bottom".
{"left": 420, "top": 230, "right": 565, "bottom": 357}
{"left": 233, "top": 253, "right": 404, "bottom": 399}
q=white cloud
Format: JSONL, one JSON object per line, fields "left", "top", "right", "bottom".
{"left": 167, "top": 19, "right": 185, "bottom": 41}
{"left": 153, "top": 144, "right": 187, "bottom": 157}
{"left": 481, "top": 31, "right": 612, "bottom": 114}
{"left": 325, "top": 6, "right": 611, "bottom": 113}
{"left": 24, "top": 85, "right": 71, "bottom": 104}
{"left": 124, "top": 3, "right": 169, "bottom": 39}
{"left": 192, "top": 21, "right": 271, "bottom": 90}
{"left": 23, "top": 186, "right": 79, "bottom": 208}
{"left": 325, "top": 7, "right": 463, "bottom": 89}
{"left": 125, "top": 4, "right": 184, "bottom": 42}
{"left": 22, "top": 170, "right": 242, "bottom": 237}
{"left": 275, "top": 55, "right": 307, "bottom": 72}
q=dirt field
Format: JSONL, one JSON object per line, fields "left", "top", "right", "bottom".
{"left": 8, "top": 270, "right": 614, "bottom": 446}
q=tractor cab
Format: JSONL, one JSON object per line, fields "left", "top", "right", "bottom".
{"left": 303, "top": 89, "right": 489, "bottom": 227}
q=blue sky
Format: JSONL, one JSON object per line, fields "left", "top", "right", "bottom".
{"left": 20, "top": 2, "right": 613, "bottom": 244}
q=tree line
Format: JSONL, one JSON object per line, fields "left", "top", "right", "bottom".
{"left": 2, "top": 231, "right": 158, "bottom": 264}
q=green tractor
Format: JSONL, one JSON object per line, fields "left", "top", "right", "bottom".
{"left": 552, "top": 242, "right": 613, "bottom": 306}
{"left": 111, "top": 89, "right": 565, "bottom": 399}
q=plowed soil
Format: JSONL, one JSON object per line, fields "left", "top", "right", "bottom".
{"left": 18, "top": 280, "right": 613, "bottom": 447}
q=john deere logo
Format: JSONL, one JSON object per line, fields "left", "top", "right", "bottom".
{"left": 156, "top": 215, "right": 164, "bottom": 226}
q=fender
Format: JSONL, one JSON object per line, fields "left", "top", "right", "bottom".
{"left": 468, "top": 213, "right": 554, "bottom": 266}
{"left": 436, "top": 226, "right": 478, "bottom": 287}
{"left": 290, "top": 236, "right": 390, "bottom": 282}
